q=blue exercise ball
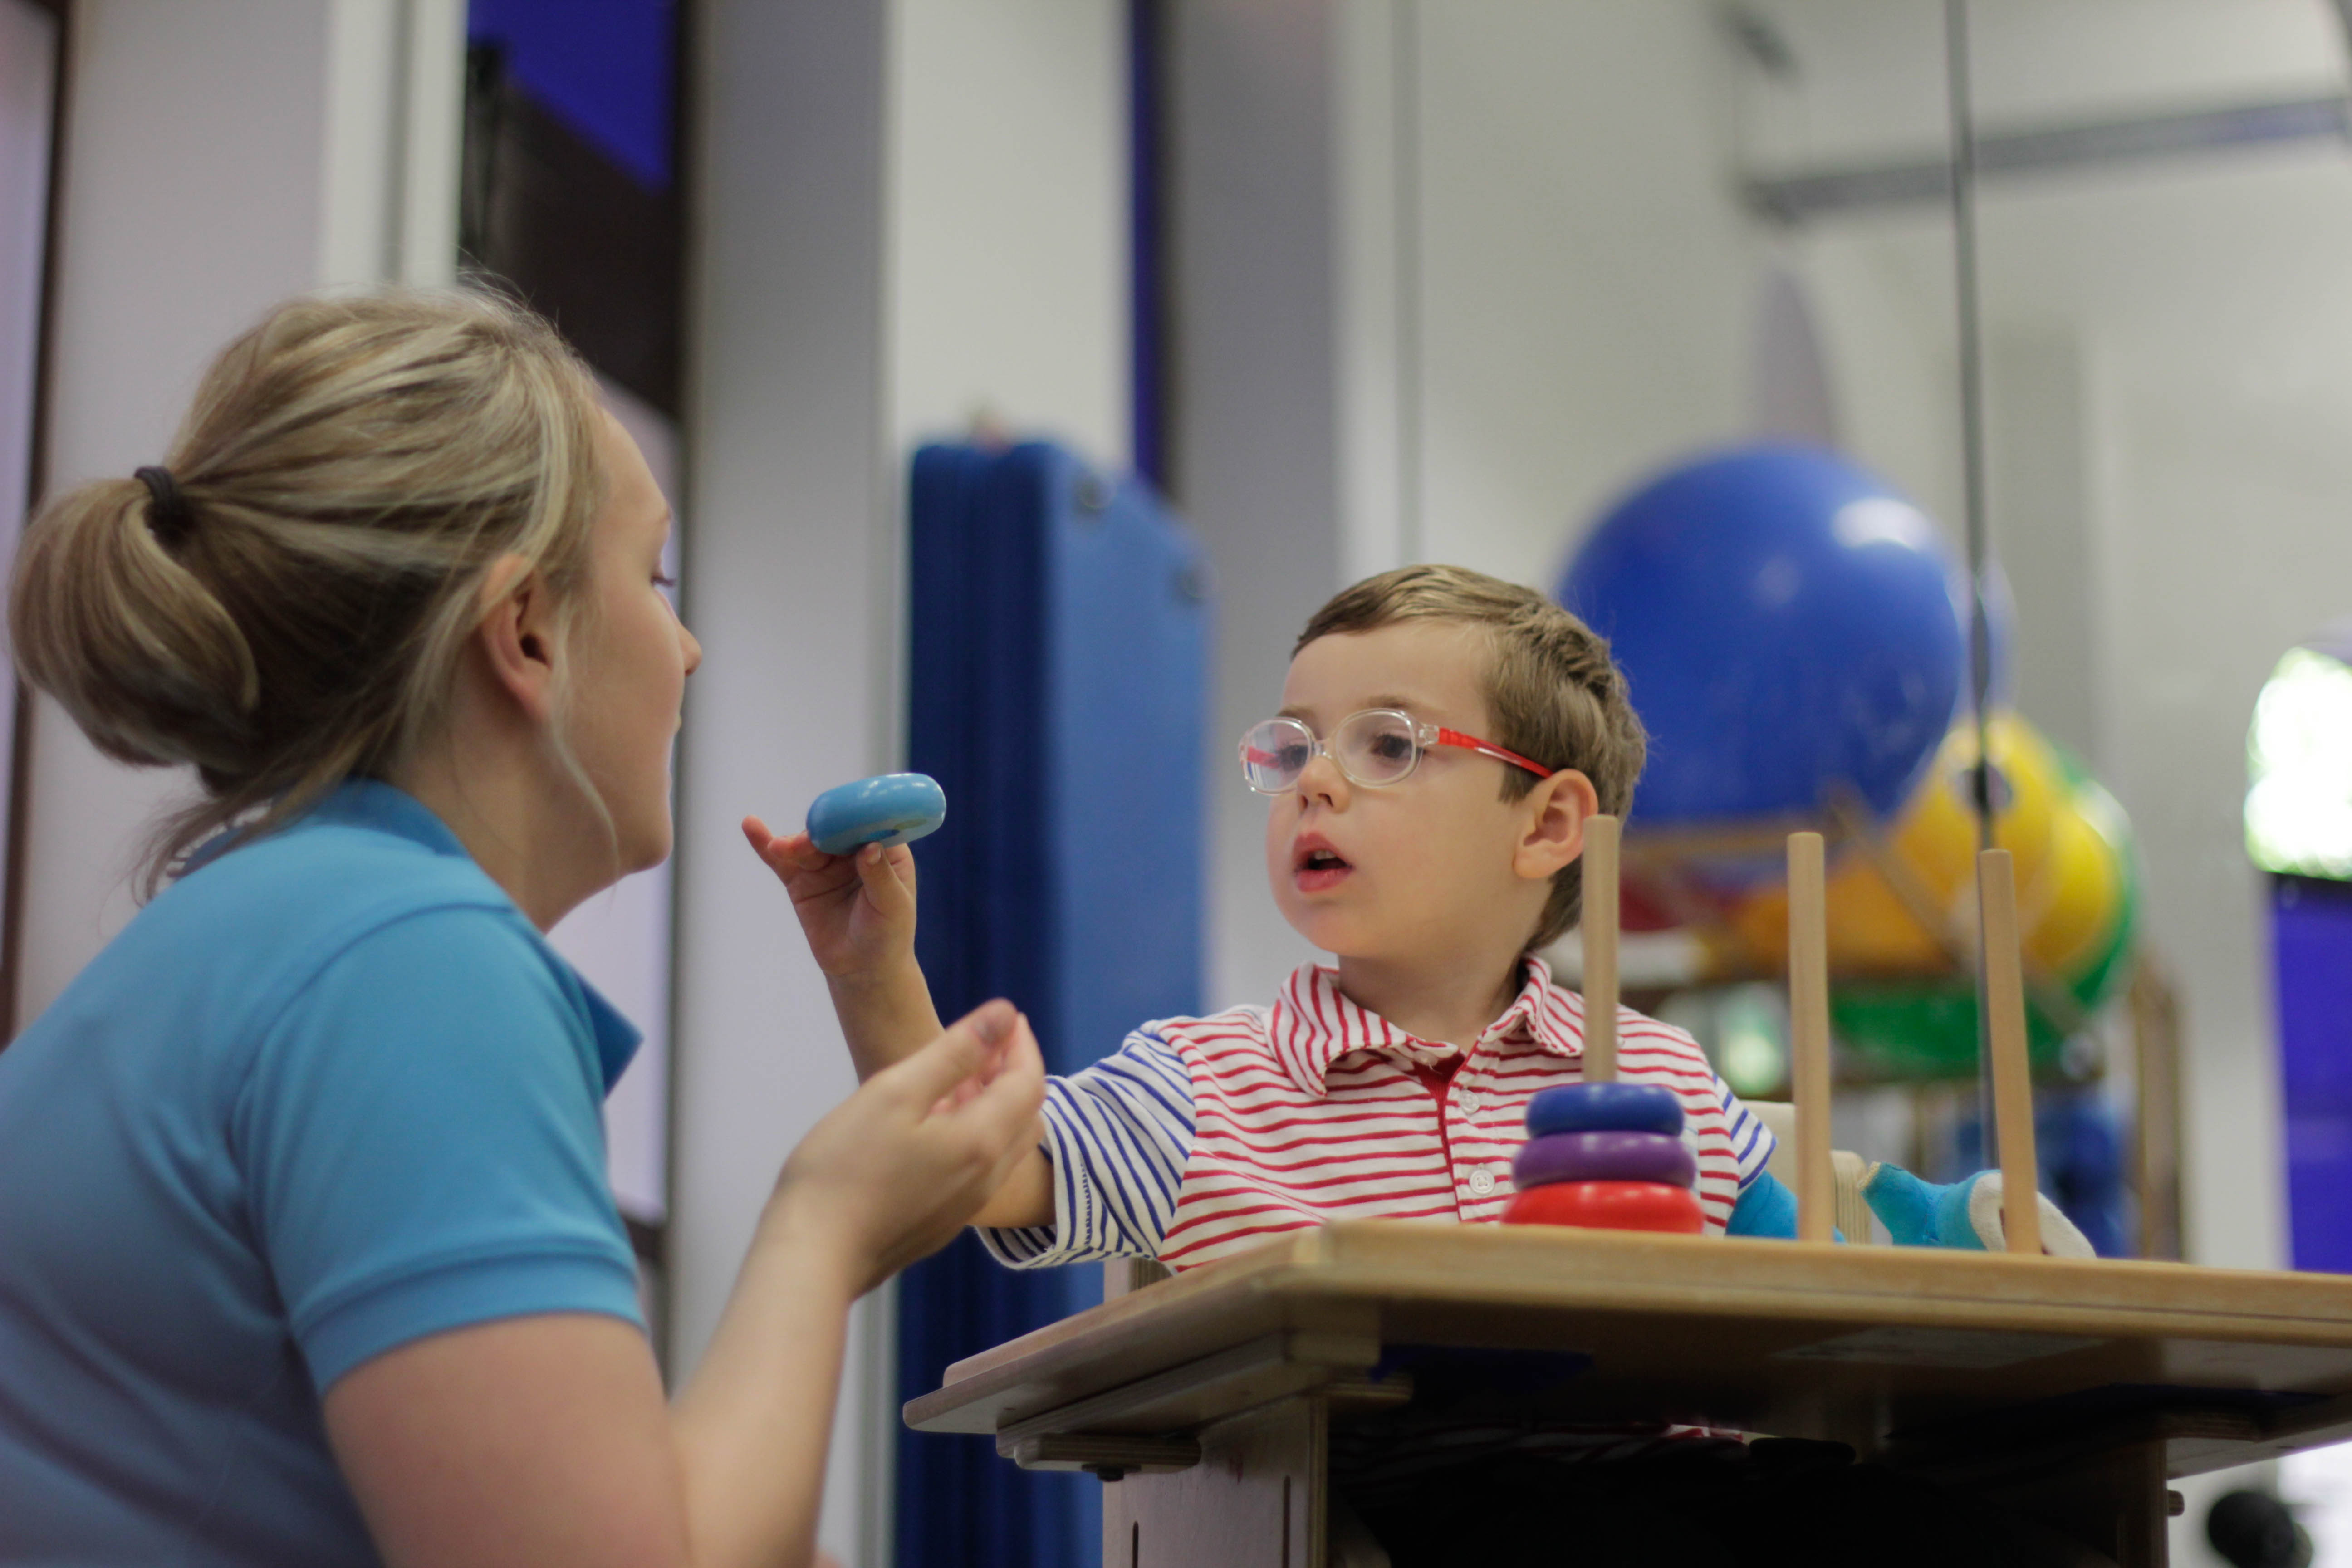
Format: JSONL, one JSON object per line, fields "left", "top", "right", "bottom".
{"left": 1560, "top": 444, "right": 1972, "bottom": 826}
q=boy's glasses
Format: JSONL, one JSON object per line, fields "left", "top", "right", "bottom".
{"left": 1239, "top": 708, "right": 1555, "bottom": 794}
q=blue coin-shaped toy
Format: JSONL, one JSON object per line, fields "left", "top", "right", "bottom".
{"left": 806, "top": 773, "right": 947, "bottom": 855}
{"left": 1525, "top": 1082, "right": 1684, "bottom": 1139}
{"left": 1512, "top": 1130, "right": 1695, "bottom": 1191}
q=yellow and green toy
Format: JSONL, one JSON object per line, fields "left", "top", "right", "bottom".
{"left": 1717, "top": 712, "right": 2138, "bottom": 1077}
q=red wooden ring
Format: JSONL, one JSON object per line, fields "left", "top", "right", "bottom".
{"left": 1501, "top": 1180, "right": 1706, "bottom": 1234}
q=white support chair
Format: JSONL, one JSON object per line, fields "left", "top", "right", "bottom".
{"left": 1102, "top": 1107, "right": 1876, "bottom": 1302}
{"left": 1744, "top": 1099, "right": 1875, "bottom": 1244}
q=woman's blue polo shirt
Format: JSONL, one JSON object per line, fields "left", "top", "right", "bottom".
{"left": 0, "top": 780, "right": 645, "bottom": 1565}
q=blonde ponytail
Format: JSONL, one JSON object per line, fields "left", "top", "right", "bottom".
{"left": 7, "top": 285, "right": 606, "bottom": 893}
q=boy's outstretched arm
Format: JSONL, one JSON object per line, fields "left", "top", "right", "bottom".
{"left": 742, "top": 816, "right": 939, "bottom": 1079}
{"left": 742, "top": 816, "right": 1054, "bottom": 1229}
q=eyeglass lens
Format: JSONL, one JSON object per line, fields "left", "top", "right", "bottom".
{"left": 1240, "top": 711, "right": 1423, "bottom": 792}
{"left": 1334, "top": 710, "right": 1420, "bottom": 783}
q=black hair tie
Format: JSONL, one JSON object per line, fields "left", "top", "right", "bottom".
{"left": 134, "top": 465, "right": 196, "bottom": 549}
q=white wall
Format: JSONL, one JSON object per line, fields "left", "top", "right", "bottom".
{"left": 887, "top": 0, "right": 1128, "bottom": 467}
{"left": 1406, "top": 3, "right": 1760, "bottom": 589}
{"left": 675, "top": 5, "right": 1128, "bottom": 1559}
{"left": 0, "top": 0, "right": 57, "bottom": 870}
{"left": 673, "top": 8, "right": 892, "bottom": 1559}
{"left": 1749, "top": 0, "right": 2352, "bottom": 1284}
{"left": 17, "top": 0, "right": 465, "bottom": 1033}
{"left": 1188, "top": 0, "right": 1772, "bottom": 1009}
{"left": 1169, "top": 0, "right": 1345, "bottom": 1010}
{"left": 24, "top": 1, "right": 331, "bottom": 1028}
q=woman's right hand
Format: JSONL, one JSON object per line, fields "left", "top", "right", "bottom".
{"left": 741, "top": 816, "right": 917, "bottom": 983}
{"left": 765, "top": 999, "right": 1046, "bottom": 1296}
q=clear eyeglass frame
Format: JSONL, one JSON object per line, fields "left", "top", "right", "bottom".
{"left": 1238, "top": 708, "right": 1554, "bottom": 794}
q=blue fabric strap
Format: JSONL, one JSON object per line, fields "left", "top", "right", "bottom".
{"left": 1725, "top": 1170, "right": 1800, "bottom": 1238}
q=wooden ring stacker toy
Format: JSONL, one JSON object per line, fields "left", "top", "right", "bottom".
{"left": 1502, "top": 1180, "right": 1705, "bottom": 1234}
{"left": 806, "top": 773, "right": 948, "bottom": 856}
{"left": 1979, "top": 843, "right": 2044, "bottom": 1255}
{"left": 1525, "top": 1082, "right": 1683, "bottom": 1138}
{"left": 1504, "top": 821, "right": 2054, "bottom": 1250}
{"left": 1503, "top": 815, "right": 1705, "bottom": 1235}
{"left": 1513, "top": 1130, "right": 1696, "bottom": 1190}
{"left": 1788, "top": 830, "right": 1837, "bottom": 1243}
{"left": 1784, "top": 829, "right": 2048, "bottom": 1251}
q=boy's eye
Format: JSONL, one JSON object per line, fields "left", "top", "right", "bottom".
{"left": 1365, "top": 732, "right": 1414, "bottom": 763}
{"left": 1275, "top": 743, "right": 1313, "bottom": 772}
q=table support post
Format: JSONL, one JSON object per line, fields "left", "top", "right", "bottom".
{"left": 1982, "top": 1440, "right": 2170, "bottom": 1568}
{"left": 1101, "top": 1394, "right": 1325, "bottom": 1568}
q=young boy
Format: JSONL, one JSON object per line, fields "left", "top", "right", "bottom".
{"left": 748, "top": 564, "right": 1788, "bottom": 1264}
{"left": 752, "top": 565, "right": 2103, "bottom": 1566}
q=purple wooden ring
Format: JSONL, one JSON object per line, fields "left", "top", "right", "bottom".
{"left": 1512, "top": 1130, "right": 1695, "bottom": 1191}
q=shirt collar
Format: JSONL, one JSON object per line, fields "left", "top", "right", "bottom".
{"left": 1266, "top": 953, "right": 1585, "bottom": 1096}
{"left": 299, "top": 776, "right": 478, "bottom": 858}
{"left": 299, "top": 779, "right": 645, "bottom": 1092}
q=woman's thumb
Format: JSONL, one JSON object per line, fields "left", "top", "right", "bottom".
{"left": 888, "top": 999, "right": 1017, "bottom": 1104}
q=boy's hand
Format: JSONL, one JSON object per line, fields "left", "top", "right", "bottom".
{"left": 742, "top": 816, "right": 918, "bottom": 982}
{"left": 744, "top": 814, "right": 946, "bottom": 1084}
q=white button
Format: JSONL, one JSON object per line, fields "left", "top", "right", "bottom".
{"left": 1455, "top": 1090, "right": 1481, "bottom": 1114}
{"left": 1467, "top": 1169, "right": 1496, "bottom": 1196}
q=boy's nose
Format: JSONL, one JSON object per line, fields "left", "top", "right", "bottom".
{"left": 1296, "top": 751, "right": 1351, "bottom": 807}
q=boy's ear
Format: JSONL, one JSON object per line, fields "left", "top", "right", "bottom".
{"left": 1514, "top": 768, "right": 1601, "bottom": 882}
{"left": 474, "top": 554, "right": 559, "bottom": 724}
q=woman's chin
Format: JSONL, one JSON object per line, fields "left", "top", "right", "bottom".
{"left": 608, "top": 812, "right": 673, "bottom": 880}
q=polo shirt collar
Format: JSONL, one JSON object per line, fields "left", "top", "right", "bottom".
{"left": 1267, "top": 954, "right": 1584, "bottom": 1096}
{"left": 303, "top": 776, "right": 476, "bottom": 858}
{"left": 304, "top": 779, "right": 645, "bottom": 1092}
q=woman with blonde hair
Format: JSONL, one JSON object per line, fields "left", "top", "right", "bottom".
{"left": 0, "top": 288, "right": 1040, "bottom": 1568}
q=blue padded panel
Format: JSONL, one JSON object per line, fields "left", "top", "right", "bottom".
{"left": 2275, "top": 874, "right": 2352, "bottom": 1273}
{"left": 1044, "top": 455, "right": 1210, "bottom": 1075}
{"left": 898, "top": 441, "right": 1208, "bottom": 1568}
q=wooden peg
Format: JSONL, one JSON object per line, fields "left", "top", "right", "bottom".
{"left": 1581, "top": 814, "right": 1621, "bottom": 1083}
{"left": 1978, "top": 848, "right": 2043, "bottom": 1255}
{"left": 1787, "top": 832, "right": 1837, "bottom": 1243}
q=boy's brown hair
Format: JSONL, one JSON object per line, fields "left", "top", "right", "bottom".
{"left": 1294, "top": 564, "right": 1646, "bottom": 951}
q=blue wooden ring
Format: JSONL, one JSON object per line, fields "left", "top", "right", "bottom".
{"left": 806, "top": 773, "right": 948, "bottom": 855}
{"left": 1512, "top": 1130, "right": 1694, "bottom": 1191}
{"left": 1525, "top": 1082, "right": 1683, "bottom": 1138}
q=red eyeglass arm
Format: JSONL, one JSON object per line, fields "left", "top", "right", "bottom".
{"left": 1433, "top": 727, "right": 1554, "bottom": 779}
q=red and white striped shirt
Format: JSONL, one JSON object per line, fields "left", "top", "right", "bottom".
{"left": 981, "top": 957, "right": 1772, "bottom": 1271}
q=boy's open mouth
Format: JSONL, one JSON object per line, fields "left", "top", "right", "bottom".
{"left": 1292, "top": 837, "right": 1353, "bottom": 892}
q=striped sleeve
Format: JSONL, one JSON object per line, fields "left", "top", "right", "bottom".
{"left": 1722, "top": 1081, "right": 1775, "bottom": 1190}
{"left": 975, "top": 1027, "right": 1195, "bottom": 1268}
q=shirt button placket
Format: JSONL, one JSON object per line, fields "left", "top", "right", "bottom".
{"left": 1467, "top": 1169, "right": 1496, "bottom": 1196}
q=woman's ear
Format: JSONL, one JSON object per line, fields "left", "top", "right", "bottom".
{"left": 1514, "top": 768, "right": 1601, "bottom": 883}
{"left": 474, "top": 555, "right": 558, "bottom": 723}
